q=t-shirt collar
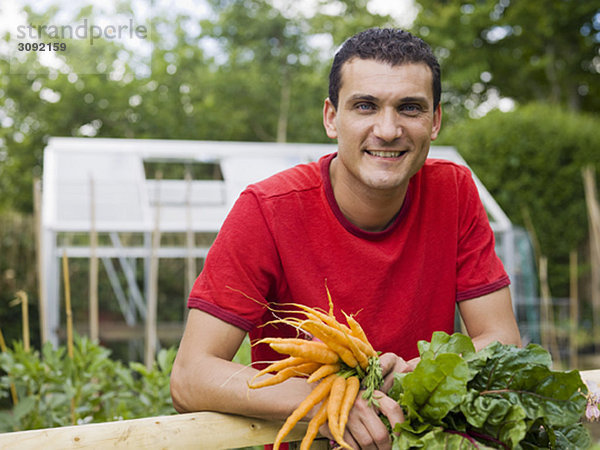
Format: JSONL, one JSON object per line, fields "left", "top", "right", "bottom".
{"left": 319, "top": 152, "right": 412, "bottom": 240}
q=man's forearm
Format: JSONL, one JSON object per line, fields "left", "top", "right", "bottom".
{"left": 171, "top": 353, "right": 314, "bottom": 421}
{"left": 470, "top": 329, "right": 522, "bottom": 352}
{"left": 458, "top": 286, "right": 522, "bottom": 352}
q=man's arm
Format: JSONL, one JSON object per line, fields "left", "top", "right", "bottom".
{"left": 457, "top": 286, "right": 522, "bottom": 351}
{"left": 171, "top": 309, "right": 405, "bottom": 449}
{"left": 170, "top": 308, "right": 313, "bottom": 421}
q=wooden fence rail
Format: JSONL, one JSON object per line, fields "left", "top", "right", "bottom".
{"left": 0, "top": 411, "right": 328, "bottom": 450}
{"left": 0, "top": 370, "right": 598, "bottom": 449}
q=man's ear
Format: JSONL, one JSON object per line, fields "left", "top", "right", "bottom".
{"left": 322, "top": 98, "right": 338, "bottom": 140}
{"left": 430, "top": 103, "right": 442, "bottom": 141}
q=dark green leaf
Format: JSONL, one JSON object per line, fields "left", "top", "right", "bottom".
{"left": 417, "top": 332, "right": 476, "bottom": 358}
{"left": 400, "top": 352, "right": 470, "bottom": 423}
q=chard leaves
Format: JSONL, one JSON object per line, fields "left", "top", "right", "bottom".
{"left": 468, "top": 342, "right": 587, "bottom": 428}
{"left": 399, "top": 353, "right": 472, "bottom": 424}
{"left": 389, "top": 332, "right": 591, "bottom": 449}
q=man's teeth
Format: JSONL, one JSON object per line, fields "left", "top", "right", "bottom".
{"left": 367, "top": 150, "right": 404, "bottom": 158}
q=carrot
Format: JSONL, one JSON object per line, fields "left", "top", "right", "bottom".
{"left": 287, "top": 362, "right": 321, "bottom": 377}
{"left": 293, "top": 309, "right": 372, "bottom": 368}
{"left": 303, "top": 310, "right": 373, "bottom": 366}
{"left": 304, "top": 313, "right": 374, "bottom": 367}
{"left": 348, "top": 334, "right": 377, "bottom": 359}
{"left": 295, "top": 304, "right": 353, "bottom": 335}
{"left": 273, "top": 374, "right": 337, "bottom": 450}
{"left": 338, "top": 376, "right": 360, "bottom": 439}
{"left": 327, "top": 375, "right": 352, "bottom": 449}
{"left": 251, "top": 356, "right": 306, "bottom": 381}
{"left": 249, "top": 362, "right": 321, "bottom": 389}
{"left": 343, "top": 312, "right": 377, "bottom": 356}
{"left": 342, "top": 331, "right": 370, "bottom": 370}
{"left": 300, "top": 398, "right": 328, "bottom": 450}
{"left": 301, "top": 320, "right": 360, "bottom": 368}
{"left": 256, "top": 337, "right": 313, "bottom": 346}
{"left": 307, "top": 363, "right": 341, "bottom": 383}
{"left": 269, "top": 341, "right": 340, "bottom": 365}
{"left": 325, "top": 282, "right": 335, "bottom": 317}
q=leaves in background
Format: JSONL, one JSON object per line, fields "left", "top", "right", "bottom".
{"left": 0, "top": 333, "right": 176, "bottom": 432}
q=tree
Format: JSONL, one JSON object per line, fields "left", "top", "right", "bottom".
{"left": 413, "top": 0, "right": 600, "bottom": 119}
{"left": 438, "top": 103, "right": 600, "bottom": 297}
{"left": 0, "top": 0, "right": 395, "bottom": 349}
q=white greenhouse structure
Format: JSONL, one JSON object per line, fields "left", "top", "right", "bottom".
{"left": 39, "top": 137, "right": 534, "bottom": 351}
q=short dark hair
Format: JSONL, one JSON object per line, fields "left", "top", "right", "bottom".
{"left": 328, "top": 28, "right": 441, "bottom": 110}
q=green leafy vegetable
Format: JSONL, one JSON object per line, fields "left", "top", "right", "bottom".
{"left": 389, "top": 332, "right": 591, "bottom": 449}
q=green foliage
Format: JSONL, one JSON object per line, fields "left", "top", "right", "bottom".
{"left": 0, "top": 334, "right": 176, "bottom": 432}
{"left": 438, "top": 103, "right": 600, "bottom": 297}
{"left": 390, "top": 332, "right": 591, "bottom": 449}
{"left": 0, "top": 0, "right": 398, "bottom": 214}
{"left": 232, "top": 334, "right": 252, "bottom": 367}
{"left": 0, "top": 1, "right": 394, "bottom": 353}
{"left": 0, "top": 214, "right": 38, "bottom": 346}
{"left": 413, "top": 0, "right": 600, "bottom": 119}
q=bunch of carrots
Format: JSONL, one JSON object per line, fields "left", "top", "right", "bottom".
{"left": 247, "top": 290, "right": 382, "bottom": 450}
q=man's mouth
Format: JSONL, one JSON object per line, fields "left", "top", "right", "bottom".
{"left": 365, "top": 150, "right": 407, "bottom": 158}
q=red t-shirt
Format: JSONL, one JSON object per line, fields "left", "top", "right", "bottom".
{"left": 188, "top": 153, "right": 509, "bottom": 362}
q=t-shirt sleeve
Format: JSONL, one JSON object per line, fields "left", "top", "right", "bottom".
{"left": 455, "top": 167, "right": 510, "bottom": 301}
{"left": 187, "top": 189, "right": 281, "bottom": 331}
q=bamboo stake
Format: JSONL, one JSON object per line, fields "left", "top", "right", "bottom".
{"left": 569, "top": 250, "right": 578, "bottom": 369}
{"left": 0, "top": 327, "right": 18, "bottom": 405}
{"left": 62, "top": 251, "right": 74, "bottom": 359}
{"left": 20, "top": 292, "right": 29, "bottom": 353}
{"left": 33, "top": 177, "right": 48, "bottom": 344}
{"left": 10, "top": 291, "right": 30, "bottom": 352}
{"left": 89, "top": 176, "right": 99, "bottom": 343}
{"left": 539, "top": 256, "right": 562, "bottom": 368}
{"left": 521, "top": 207, "right": 542, "bottom": 266}
{"left": 145, "top": 171, "right": 162, "bottom": 370}
{"left": 582, "top": 165, "right": 600, "bottom": 347}
{"left": 61, "top": 250, "right": 76, "bottom": 425}
{"left": 522, "top": 206, "right": 561, "bottom": 365}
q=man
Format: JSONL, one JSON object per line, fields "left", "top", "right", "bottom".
{"left": 171, "top": 28, "right": 521, "bottom": 449}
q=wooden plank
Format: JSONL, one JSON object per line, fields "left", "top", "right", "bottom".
{"left": 583, "top": 369, "right": 600, "bottom": 386}
{"left": 0, "top": 411, "right": 325, "bottom": 449}
{"left": 0, "top": 370, "right": 597, "bottom": 449}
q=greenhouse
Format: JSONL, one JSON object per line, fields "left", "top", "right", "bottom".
{"left": 39, "top": 137, "right": 534, "bottom": 348}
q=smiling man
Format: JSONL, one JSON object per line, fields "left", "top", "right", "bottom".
{"left": 171, "top": 28, "right": 521, "bottom": 450}
{"left": 324, "top": 59, "right": 441, "bottom": 232}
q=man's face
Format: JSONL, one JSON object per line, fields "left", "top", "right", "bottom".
{"left": 323, "top": 58, "right": 442, "bottom": 197}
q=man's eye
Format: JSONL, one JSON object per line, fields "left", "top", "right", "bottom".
{"left": 400, "top": 104, "right": 422, "bottom": 114}
{"left": 356, "top": 103, "right": 375, "bottom": 111}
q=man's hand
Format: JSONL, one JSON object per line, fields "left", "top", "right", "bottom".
{"left": 318, "top": 353, "right": 416, "bottom": 449}
{"left": 319, "top": 389, "right": 404, "bottom": 450}
{"left": 378, "top": 352, "right": 418, "bottom": 393}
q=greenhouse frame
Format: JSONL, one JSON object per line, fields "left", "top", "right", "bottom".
{"left": 40, "top": 137, "right": 533, "bottom": 347}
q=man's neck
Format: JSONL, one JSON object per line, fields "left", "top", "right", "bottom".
{"left": 330, "top": 158, "right": 408, "bottom": 232}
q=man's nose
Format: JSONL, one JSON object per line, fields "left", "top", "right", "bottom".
{"left": 372, "top": 108, "right": 402, "bottom": 142}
